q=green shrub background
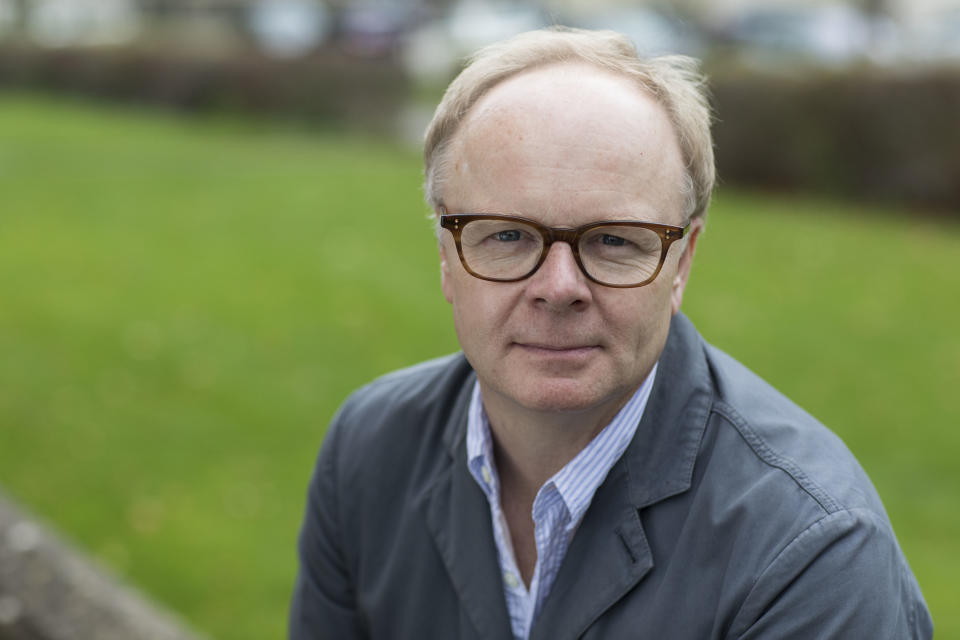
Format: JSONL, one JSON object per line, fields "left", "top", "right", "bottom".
{"left": 711, "top": 67, "right": 960, "bottom": 210}
{"left": 1, "top": 94, "right": 957, "bottom": 638}
{"left": 3, "top": 46, "right": 960, "bottom": 211}
{"left": 0, "top": 45, "right": 409, "bottom": 131}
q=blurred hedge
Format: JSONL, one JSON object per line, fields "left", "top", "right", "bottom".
{"left": 711, "top": 68, "right": 960, "bottom": 212}
{"left": 1, "top": 44, "right": 958, "bottom": 211}
{"left": 0, "top": 44, "right": 409, "bottom": 131}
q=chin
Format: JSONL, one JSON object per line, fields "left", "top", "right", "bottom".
{"left": 511, "top": 379, "right": 613, "bottom": 414}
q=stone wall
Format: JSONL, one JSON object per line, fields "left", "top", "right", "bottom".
{"left": 0, "top": 491, "right": 204, "bottom": 640}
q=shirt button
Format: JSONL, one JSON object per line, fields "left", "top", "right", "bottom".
{"left": 503, "top": 571, "right": 519, "bottom": 589}
{"left": 481, "top": 465, "right": 492, "bottom": 485}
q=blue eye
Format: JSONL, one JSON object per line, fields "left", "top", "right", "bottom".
{"left": 601, "top": 234, "right": 627, "bottom": 246}
{"left": 495, "top": 230, "right": 523, "bottom": 242}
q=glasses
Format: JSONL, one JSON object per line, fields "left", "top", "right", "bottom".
{"left": 440, "top": 213, "right": 690, "bottom": 288}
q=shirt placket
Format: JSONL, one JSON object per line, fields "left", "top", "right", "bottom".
{"left": 474, "top": 455, "right": 530, "bottom": 638}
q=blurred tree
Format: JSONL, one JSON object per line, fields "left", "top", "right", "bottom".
{"left": 862, "top": 0, "right": 891, "bottom": 17}
{"left": 11, "top": 0, "right": 27, "bottom": 32}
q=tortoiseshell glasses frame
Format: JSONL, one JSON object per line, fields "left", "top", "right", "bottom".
{"left": 439, "top": 213, "right": 690, "bottom": 288}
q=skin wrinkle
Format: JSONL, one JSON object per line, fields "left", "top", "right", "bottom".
{"left": 453, "top": 158, "right": 682, "bottom": 225}
{"left": 449, "top": 146, "right": 679, "bottom": 222}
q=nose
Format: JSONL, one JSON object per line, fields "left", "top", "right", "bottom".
{"left": 525, "top": 242, "right": 592, "bottom": 310}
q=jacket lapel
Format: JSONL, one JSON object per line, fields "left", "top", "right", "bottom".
{"left": 530, "top": 465, "right": 653, "bottom": 640}
{"left": 421, "top": 373, "right": 513, "bottom": 639}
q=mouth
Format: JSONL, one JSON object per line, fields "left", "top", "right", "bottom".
{"left": 513, "top": 342, "right": 600, "bottom": 354}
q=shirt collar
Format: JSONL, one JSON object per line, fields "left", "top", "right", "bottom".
{"left": 466, "top": 364, "right": 659, "bottom": 522}
{"left": 550, "top": 363, "right": 657, "bottom": 528}
{"left": 466, "top": 382, "right": 500, "bottom": 500}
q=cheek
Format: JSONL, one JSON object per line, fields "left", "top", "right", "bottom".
{"left": 449, "top": 278, "right": 530, "bottom": 362}
{"left": 449, "top": 284, "right": 515, "bottom": 375}
{"left": 448, "top": 276, "right": 502, "bottom": 341}
{"left": 605, "top": 285, "right": 673, "bottom": 349}
{"left": 439, "top": 243, "right": 456, "bottom": 304}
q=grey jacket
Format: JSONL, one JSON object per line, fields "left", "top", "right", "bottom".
{"left": 290, "top": 313, "right": 932, "bottom": 639}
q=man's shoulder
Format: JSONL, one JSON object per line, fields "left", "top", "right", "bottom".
{"left": 689, "top": 343, "right": 931, "bottom": 638}
{"left": 700, "top": 341, "right": 884, "bottom": 516}
{"left": 337, "top": 352, "right": 472, "bottom": 422}
{"left": 325, "top": 353, "right": 474, "bottom": 468}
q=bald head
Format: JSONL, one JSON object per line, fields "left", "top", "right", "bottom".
{"left": 423, "top": 27, "right": 715, "bottom": 221}
{"left": 445, "top": 63, "right": 689, "bottom": 225}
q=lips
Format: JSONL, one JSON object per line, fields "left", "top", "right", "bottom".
{"left": 519, "top": 343, "right": 594, "bottom": 350}
{"left": 513, "top": 341, "right": 600, "bottom": 352}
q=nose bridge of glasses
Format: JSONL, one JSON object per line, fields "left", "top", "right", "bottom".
{"left": 543, "top": 226, "right": 580, "bottom": 247}
{"left": 537, "top": 230, "right": 589, "bottom": 284}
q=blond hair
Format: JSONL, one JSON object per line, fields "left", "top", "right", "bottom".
{"left": 423, "top": 26, "right": 715, "bottom": 220}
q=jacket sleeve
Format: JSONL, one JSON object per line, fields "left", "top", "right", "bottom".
{"left": 729, "top": 508, "right": 933, "bottom": 640}
{"left": 289, "top": 409, "right": 367, "bottom": 640}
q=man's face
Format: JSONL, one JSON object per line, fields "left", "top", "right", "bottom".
{"left": 438, "top": 63, "right": 702, "bottom": 422}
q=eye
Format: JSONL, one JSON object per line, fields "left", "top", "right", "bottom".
{"left": 494, "top": 229, "right": 523, "bottom": 242}
{"left": 600, "top": 234, "right": 628, "bottom": 246}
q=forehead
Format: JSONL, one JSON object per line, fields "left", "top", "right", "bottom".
{"left": 446, "top": 63, "right": 688, "bottom": 225}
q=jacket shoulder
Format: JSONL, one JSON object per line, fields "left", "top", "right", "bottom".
{"left": 335, "top": 353, "right": 472, "bottom": 432}
{"left": 323, "top": 353, "right": 474, "bottom": 486}
{"left": 702, "top": 342, "right": 885, "bottom": 517}
{"left": 688, "top": 341, "right": 931, "bottom": 637}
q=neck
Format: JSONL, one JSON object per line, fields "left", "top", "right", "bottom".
{"left": 478, "top": 383, "right": 641, "bottom": 588}
{"left": 481, "top": 388, "right": 630, "bottom": 496}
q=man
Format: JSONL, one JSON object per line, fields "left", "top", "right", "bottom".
{"left": 290, "top": 27, "right": 932, "bottom": 639}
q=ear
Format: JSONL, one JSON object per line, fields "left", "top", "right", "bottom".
{"left": 670, "top": 216, "right": 704, "bottom": 315}
{"left": 436, "top": 205, "right": 455, "bottom": 304}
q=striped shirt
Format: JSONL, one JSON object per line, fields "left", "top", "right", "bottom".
{"left": 465, "top": 364, "right": 657, "bottom": 640}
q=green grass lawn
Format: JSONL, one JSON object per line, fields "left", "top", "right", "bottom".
{"left": 1, "top": 93, "right": 957, "bottom": 638}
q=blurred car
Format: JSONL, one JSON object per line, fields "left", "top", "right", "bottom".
{"left": 247, "top": 0, "right": 331, "bottom": 59}
{"left": 335, "top": 4, "right": 421, "bottom": 58}
{"left": 572, "top": 7, "right": 704, "bottom": 57}
{"left": 721, "top": 4, "right": 875, "bottom": 67}
{"left": 445, "top": 0, "right": 548, "bottom": 54}
{"left": 905, "top": 8, "right": 960, "bottom": 63}
{"left": 403, "top": 0, "right": 549, "bottom": 82}
{"left": 0, "top": 0, "right": 16, "bottom": 38}
{"left": 27, "top": 0, "right": 141, "bottom": 47}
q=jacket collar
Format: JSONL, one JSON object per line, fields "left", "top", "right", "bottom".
{"left": 622, "top": 311, "right": 714, "bottom": 508}
{"left": 441, "top": 358, "right": 475, "bottom": 457}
